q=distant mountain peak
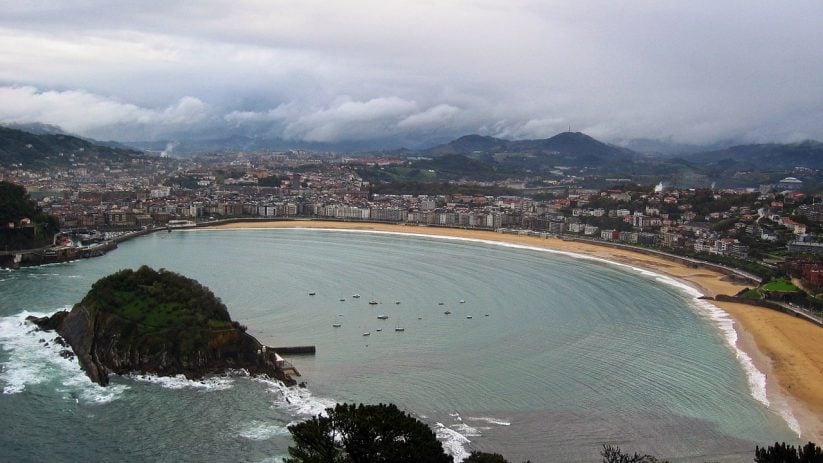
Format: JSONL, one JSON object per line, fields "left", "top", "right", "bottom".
{"left": 547, "top": 131, "right": 595, "bottom": 141}
{"left": 454, "top": 134, "right": 504, "bottom": 142}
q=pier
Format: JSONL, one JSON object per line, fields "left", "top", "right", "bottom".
{"left": 270, "top": 345, "right": 316, "bottom": 355}
{"left": 254, "top": 344, "right": 315, "bottom": 386}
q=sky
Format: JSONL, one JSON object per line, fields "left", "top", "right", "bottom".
{"left": 1, "top": 0, "right": 822, "bottom": 148}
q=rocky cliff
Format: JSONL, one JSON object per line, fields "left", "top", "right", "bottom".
{"left": 27, "top": 266, "right": 293, "bottom": 386}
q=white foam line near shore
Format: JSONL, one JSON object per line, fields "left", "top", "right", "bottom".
{"left": 128, "top": 372, "right": 237, "bottom": 391}
{"left": 217, "top": 226, "right": 804, "bottom": 438}
{"left": 254, "top": 376, "right": 337, "bottom": 418}
{"left": 0, "top": 310, "right": 128, "bottom": 403}
{"left": 435, "top": 422, "right": 472, "bottom": 462}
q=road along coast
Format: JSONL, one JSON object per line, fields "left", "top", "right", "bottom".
{"left": 205, "top": 219, "right": 823, "bottom": 443}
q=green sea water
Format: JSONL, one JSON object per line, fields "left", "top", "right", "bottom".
{"left": 0, "top": 228, "right": 798, "bottom": 462}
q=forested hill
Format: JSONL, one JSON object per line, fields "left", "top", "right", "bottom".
{"left": 28, "top": 266, "right": 287, "bottom": 386}
{"left": 686, "top": 140, "right": 823, "bottom": 170}
{"left": 0, "top": 126, "right": 146, "bottom": 168}
{"left": 426, "top": 132, "right": 639, "bottom": 165}
{"left": 0, "top": 181, "right": 59, "bottom": 249}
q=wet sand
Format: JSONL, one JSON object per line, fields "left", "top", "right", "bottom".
{"left": 206, "top": 220, "right": 823, "bottom": 442}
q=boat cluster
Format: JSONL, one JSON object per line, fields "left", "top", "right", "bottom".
{"left": 308, "top": 291, "right": 483, "bottom": 335}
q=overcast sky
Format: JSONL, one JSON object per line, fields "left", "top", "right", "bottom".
{"left": 1, "top": 0, "right": 822, "bottom": 147}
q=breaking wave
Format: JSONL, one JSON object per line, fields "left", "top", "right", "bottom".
{"left": 0, "top": 310, "right": 127, "bottom": 403}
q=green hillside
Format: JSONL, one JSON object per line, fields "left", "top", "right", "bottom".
{"left": 0, "top": 126, "right": 145, "bottom": 168}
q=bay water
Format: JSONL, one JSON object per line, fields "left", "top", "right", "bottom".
{"left": 0, "top": 229, "right": 798, "bottom": 461}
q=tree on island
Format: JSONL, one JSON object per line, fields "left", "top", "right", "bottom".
{"left": 285, "top": 403, "right": 452, "bottom": 463}
{"left": 27, "top": 266, "right": 293, "bottom": 387}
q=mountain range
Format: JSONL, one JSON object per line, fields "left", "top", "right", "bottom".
{"left": 2, "top": 123, "right": 823, "bottom": 188}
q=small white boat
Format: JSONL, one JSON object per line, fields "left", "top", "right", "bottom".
{"left": 332, "top": 323, "right": 341, "bottom": 327}
{"left": 362, "top": 332, "right": 370, "bottom": 336}
{"left": 376, "top": 328, "right": 383, "bottom": 332}
{"left": 459, "top": 300, "right": 466, "bottom": 304}
{"left": 466, "top": 315, "right": 473, "bottom": 319}
{"left": 377, "top": 314, "right": 388, "bottom": 320}
{"left": 394, "top": 327, "right": 405, "bottom": 332}
{"left": 352, "top": 294, "right": 361, "bottom": 298}
{"left": 368, "top": 300, "right": 379, "bottom": 305}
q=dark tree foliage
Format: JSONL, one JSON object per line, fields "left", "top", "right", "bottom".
{"left": 601, "top": 445, "right": 669, "bottom": 463}
{"left": 0, "top": 125, "right": 142, "bottom": 168}
{"left": 258, "top": 175, "right": 282, "bottom": 187}
{"left": 754, "top": 442, "right": 823, "bottom": 463}
{"left": 0, "top": 181, "right": 59, "bottom": 248}
{"left": 285, "top": 403, "right": 452, "bottom": 463}
{"left": 464, "top": 451, "right": 511, "bottom": 462}
{"left": 82, "top": 266, "right": 236, "bottom": 351}
{"left": 0, "top": 181, "right": 38, "bottom": 225}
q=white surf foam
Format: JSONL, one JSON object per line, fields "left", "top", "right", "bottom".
{"left": 467, "top": 416, "right": 512, "bottom": 426}
{"left": 254, "top": 457, "right": 285, "bottom": 463}
{"left": 128, "top": 372, "right": 236, "bottom": 391}
{"left": 0, "top": 310, "right": 128, "bottom": 403}
{"left": 254, "top": 377, "right": 337, "bottom": 418}
{"left": 647, "top": 276, "right": 802, "bottom": 436}
{"left": 435, "top": 422, "right": 472, "bottom": 462}
{"left": 451, "top": 422, "right": 482, "bottom": 437}
{"left": 236, "top": 420, "right": 290, "bottom": 440}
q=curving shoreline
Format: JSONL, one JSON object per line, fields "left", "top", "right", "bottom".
{"left": 203, "top": 220, "right": 823, "bottom": 443}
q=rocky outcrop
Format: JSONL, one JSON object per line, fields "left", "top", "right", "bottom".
{"left": 27, "top": 266, "right": 295, "bottom": 386}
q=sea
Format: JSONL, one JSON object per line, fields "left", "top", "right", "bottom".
{"left": 0, "top": 228, "right": 800, "bottom": 462}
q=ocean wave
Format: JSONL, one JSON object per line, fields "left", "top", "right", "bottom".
{"left": 650, "top": 276, "right": 802, "bottom": 437}
{"left": 254, "top": 377, "right": 337, "bottom": 418}
{"left": 466, "top": 416, "right": 512, "bottom": 426}
{"left": 236, "top": 420, "right": 290, "bottom": 440}
{"left": 0, "top": 310, "right": 127, "bottom": 403}
{"left": 254, "top": 457, "right": 285, "bottom": 463}
{"left": 128, "top": 372, "right": 237, "bottom": 391}
{"left": 435, "top": 422, "right": 472, "bottom": 462}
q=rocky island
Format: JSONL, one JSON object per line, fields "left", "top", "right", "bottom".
{"left": 28, "top": 266, "right": 297, "bottom": 386}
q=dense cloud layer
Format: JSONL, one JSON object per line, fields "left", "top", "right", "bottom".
{"left": 1, "top": 1, "right": 822, "bottom": 147}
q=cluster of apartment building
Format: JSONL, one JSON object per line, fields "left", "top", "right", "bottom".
{"left": 5, "top": 149, "right": 823, "bottom": 268}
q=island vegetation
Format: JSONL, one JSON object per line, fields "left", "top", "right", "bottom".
{"left": 28, "top": 266, "right": 288, "bottom": 386}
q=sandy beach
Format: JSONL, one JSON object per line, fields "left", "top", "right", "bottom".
{"left": 207, "top": 220, "right": 823, "bottom": 443}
